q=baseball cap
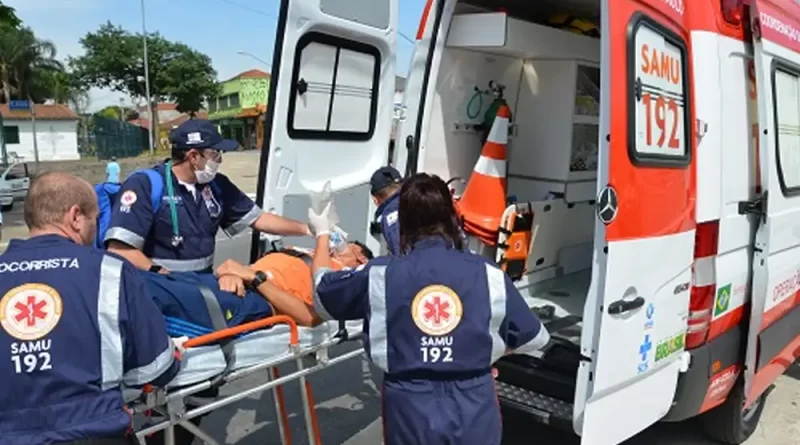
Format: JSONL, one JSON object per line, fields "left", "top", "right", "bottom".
{"left": 370, "top": 166, "right": 402, "bottom": 195}
{"left": 171, "top": 119, "right": 239, "bottom": 152}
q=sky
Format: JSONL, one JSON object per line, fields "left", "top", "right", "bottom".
{"left": 6, "top": 0, "right": 426, "bottom": 112}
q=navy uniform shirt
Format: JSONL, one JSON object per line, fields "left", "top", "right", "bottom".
{"left": 374, "top": 192, "right": 400, "bottom": 256}
{"left": 104, "top": 163, "right": 261, "bottom": 272}
{"left": 0, "top": 235, "right": 180, "bottom": 444}
{"left": 312, "top": 237, "right": 549, "bottom": 375}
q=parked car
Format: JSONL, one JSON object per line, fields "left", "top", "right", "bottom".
{"left": 0, "top": 182, "right": 12, "bottom": 211}
{"left": 0, "top": 161, "right": 31, "bottom": 208}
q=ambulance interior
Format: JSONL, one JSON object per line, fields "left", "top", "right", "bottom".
{"left": 423, "top": 0, "right": 603, "bottom": 421}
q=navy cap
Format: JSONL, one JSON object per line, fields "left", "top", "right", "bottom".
{"left": 171, "top": 119, "right": 239, "bottom": 152}
{"left": 370, "top": 166, "right": 402, "bottom": 195}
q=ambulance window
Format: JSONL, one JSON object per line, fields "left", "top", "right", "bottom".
{"left": 628, "top": 16, "right": 691, "bottom": 167}
{"left": 772, "top": 65, "right": 800, "bottom": 194}
{"left": 287, "top": 32, "right": 380, "bottom": 141}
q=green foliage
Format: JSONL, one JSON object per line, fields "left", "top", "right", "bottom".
{"left": 96, "top": 105, "right": 123, "bottom": 120}
{"left": 0, "top": 1, "right": 20, "bottom": 28}
{"left": 71, "top": 22, "right": 220, "bottom": 114}
{"left": 0, "top": 25, "right": 78, "bottom": 104}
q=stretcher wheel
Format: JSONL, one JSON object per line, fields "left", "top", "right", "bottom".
{"left": 700, "top": 377, "right": 768, "bottom": 444}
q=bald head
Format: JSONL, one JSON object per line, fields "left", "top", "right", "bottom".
{"left": 24, "top": 171, "right": 97, "bottom": 231}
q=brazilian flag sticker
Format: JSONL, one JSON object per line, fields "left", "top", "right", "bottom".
{"left": 714, "top": 284, "right": 732, "bottom": 317}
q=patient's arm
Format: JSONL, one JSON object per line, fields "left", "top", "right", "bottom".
{"left": 311, "top": 233, "right": 332, "bottom": 276}
{"left": 253, "top": 280, "right": 322, "bottom": 327}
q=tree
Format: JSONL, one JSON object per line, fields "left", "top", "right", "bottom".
{"left": 95, "top": 105, "right": 137, "bottom": 121}
{"left": 0, "top": 25, "right": 83, "bottom": 105}
{"left": 71, "top": 23, "right": 220, "bottom": 145}
{"left": 0, "top": 1, "right": 20, "bottom": 28}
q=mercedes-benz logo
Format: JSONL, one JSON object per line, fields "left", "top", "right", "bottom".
{"left": 597, "top": 186, "right": 618, "bottom": 224}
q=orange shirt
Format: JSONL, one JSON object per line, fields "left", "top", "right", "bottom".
{"left": 250, "top": 251, "right": 344, "bottom": 305}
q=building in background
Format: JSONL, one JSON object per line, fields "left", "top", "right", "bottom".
{"left": 207, "top": 69, "right": 271, "bottom": 151}
{"left": 0, "top": 103, "right": 80, "bottom": 162}
{"left": 133, "top": 103, "right": 183, "bottom": 130}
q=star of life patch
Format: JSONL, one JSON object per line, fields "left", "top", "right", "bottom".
{"left": 0, "top": 283, "right": 63, "bottom": 341}
{"left": 120, "top": 190, "right": 137, "bottom": 206}
{"left": 411, "top": 285, "right": 463, "bottom": 336}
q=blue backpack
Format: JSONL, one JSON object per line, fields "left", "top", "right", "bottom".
{"left": 94, "top": 169, "right": 164, "bottom": 249}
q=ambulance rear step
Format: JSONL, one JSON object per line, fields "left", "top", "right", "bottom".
{"left": 496, "top": 380, "right": 574, "bottom": 431}
{"left": 494, "top": 340, "right": 580, "bottom": 431}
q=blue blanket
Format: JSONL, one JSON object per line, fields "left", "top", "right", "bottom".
{"left": 144, "top": 271, "right": 273, "bottom": 337}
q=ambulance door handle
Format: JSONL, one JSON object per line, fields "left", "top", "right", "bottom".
{"left": 607, "top": 296, "right": 645, "bottom": 315}
{"left": 296, "top": 78, "right": 308, "bottom": 96}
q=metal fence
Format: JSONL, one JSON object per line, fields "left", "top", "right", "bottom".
{"left": 78, "top": 115, "right": 149, "bottom": 160}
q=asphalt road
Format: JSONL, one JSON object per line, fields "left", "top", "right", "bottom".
{"left": 1, "top": 196, "right": 798, "bottom": 444}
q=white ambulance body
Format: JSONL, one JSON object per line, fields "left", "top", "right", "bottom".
{"left": 255, "top": 0, "right": 800, "bottom": 443}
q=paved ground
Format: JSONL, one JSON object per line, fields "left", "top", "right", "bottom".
{"left": 2, "top": 151, "right": 799, "bottom": 444}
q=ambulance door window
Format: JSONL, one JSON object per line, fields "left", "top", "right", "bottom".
{"left": 628, "top": 16, "right": 691, "bottom": 167}
{"left": 287, "top": 33, "right": 381, "bottom": 141}
{"left": 771, "top": 64, "right": 800, "bottom": 195}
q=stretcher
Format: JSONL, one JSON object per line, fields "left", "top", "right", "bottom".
{"left": 125, "top": 315, "right": 366, "bottom": 445}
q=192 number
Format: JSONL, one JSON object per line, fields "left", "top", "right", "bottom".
{"left": 421, "top": 347, "right": 453, "bottom": 363}
{"left": 642, "top": 93, "right": 681, "bottom": 150}
{"left": 11, "top": 352, "right": 52, "bottom": 374}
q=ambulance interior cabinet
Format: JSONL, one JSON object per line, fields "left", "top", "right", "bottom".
{"left": 509, "top": 60, "right": 600, "bottom": 184}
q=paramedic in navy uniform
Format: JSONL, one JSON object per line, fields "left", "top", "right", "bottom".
{"left": 104, "top": 119, "right": 312, "bottom": 273}
{"left": 0, "top": 172, "right": 181, "bottom": 445}
{"left": 370, "top": 166, "right": 402, "bottom": 255}
{"left": 309, "top": 173, "right": 551, "bottom": 445}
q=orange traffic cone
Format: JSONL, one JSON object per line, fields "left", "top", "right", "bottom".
{"left": 457, "top": 104, "right": 510, "bottom": 246}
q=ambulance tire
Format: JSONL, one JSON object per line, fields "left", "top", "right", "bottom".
{"left": 700, "top": 378, "right": 767, "bottom": 444}
{"left": 2, "top": 202, "right": 12, "bottom": 211}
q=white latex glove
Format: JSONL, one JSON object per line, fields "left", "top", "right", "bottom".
{"left": 171, "top": 336, "right": 189, "bottom": 356}
{"left": 308, "top": 201, "right": 335, "bottom": 238}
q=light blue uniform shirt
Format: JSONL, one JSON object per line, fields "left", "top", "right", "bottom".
{"left": 106, "top": 161, "right": 121, "bottom": 183}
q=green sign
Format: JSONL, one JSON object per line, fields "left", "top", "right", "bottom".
{"left": 714, "top": 284, "right": 731, "bottom": 317}
{"left": 240, "top": 78, "right": 270, "bottom": 109}
{"left": 655, "top": 332, "right": 685, "bottom": 362}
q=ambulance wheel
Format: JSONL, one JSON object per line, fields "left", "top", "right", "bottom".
{"left": 701, "top": 378, "right": 767, "bottom": 444}
{"left": 2, "top": 202, "right": 12, "bottom": 211}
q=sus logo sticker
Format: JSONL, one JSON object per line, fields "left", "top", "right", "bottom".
{"left": 411, "top": 285, "right": 463, "bottom": 336}
{"left": 0, "top": 284, "right": 63, "bottom": 341}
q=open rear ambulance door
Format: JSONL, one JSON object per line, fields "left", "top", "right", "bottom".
{"left": 743, "top": 0, "right": 800, "bottom": 407}
{"left": 252, "top": 0, "right": 397, "bottom": 257}
{"left": 574, "top": 2, "right": 695, "bottom": 444}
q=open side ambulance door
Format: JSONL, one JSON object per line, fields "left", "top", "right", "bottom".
{"left": 743, "top": 0, "right": 800, "bottom": 406}
{"left": 252, "top": 0, "right": 397, "bottom": 257}
{"left": 574, "top": 2, "right": 695, "bottom": 444}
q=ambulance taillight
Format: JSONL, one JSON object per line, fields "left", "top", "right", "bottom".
{"left": 720, "top": 0, "right": 746, "bottom": 27}
{"left": 686, "top": 221, "right": 720, "bottom": 349}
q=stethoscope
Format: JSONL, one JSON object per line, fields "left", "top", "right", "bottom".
{"left": 164, "top": 160, "right": 184, "bottom": 247}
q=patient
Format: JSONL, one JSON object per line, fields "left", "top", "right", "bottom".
{"left": 215, "top": 241, "right": 374, "bottom": 327}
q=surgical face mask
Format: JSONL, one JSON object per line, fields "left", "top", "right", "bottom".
{"left": 195, "top": 159, "right": 220, "bottom": 184}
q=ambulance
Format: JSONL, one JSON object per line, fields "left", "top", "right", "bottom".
{"left": 253, "top": 0, "right": 800, "bottom": 443}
